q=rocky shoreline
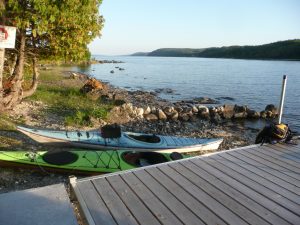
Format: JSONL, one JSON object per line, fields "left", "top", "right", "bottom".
{"left": 0, "top": 69, "right": 276, "bottom": 194}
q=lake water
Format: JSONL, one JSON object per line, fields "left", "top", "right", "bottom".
{"left": 74, "top": 56, "right": 300, "bottom": 132}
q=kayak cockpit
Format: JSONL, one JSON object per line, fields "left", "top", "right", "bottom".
{"left": 122, "top": 151, "right": 182, "bottom": 167}
{"left": 42, "top": 151, "right": 79, "bottom": 165}
{"left": 127, "top": 134, "right": 161, "bottom": 143}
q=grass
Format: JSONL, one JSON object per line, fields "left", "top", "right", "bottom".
{"left": 2, "top": 66, "right": 111, "bottom": 128}
{"left": 0, "top": 114, "right": 17, "bottom": 131}
{"left": 28, "top": 68, "right": 112, "bottom": 127}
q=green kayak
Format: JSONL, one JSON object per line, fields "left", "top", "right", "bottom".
{"left": 0, "top": 150, "right": 187, "bottom": 175}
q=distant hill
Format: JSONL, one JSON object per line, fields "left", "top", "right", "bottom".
{"left": 131, "top": 52, "right": 149, "bottom": 56}
{"left": 131, "top": 40, "right": 300, "bottom": 60}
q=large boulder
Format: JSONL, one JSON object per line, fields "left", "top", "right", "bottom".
{"left": 145, "top": 113, "right": 158, "bottom": 121}
{"left": 136, "top": 108, "right": 144, "bottom": 117}
{"left": 170, "top": 111, "right": 179, "bottom": 121}
{"left": 122, "top": 103, "right": 133, "bottom": 112}
{"left": 182, "top": 107, "right": 193, "bottom": 116}
{"left": 175, "top": 106, "right": 183, "bottom": 113}
{"left": 234, "top": 105, "right": 247, "bottom": 113}
{"left": 233, "top": 105, "right": 247, "bottom": 119}
{"left": 222, "top": 104, "right": 235, "bottom": 119}
{"left": 158, "top": 109, "right": 167, "bottom": 120}
{"left": 192, "top": 106, "right": 198, "bottom": 113}
{"left": 247, "top": 109, "right": 260, "bottom": 119}
{"left": 260, "top": 110, "right": 267, "bottom": 119}
{"left": 265, "top": 104, "right": 278, "bottom": 115}
{"left": 179, "top": 113, "right": 190, "bottom": 121}
{"left": 163, "top": 106, "right": 175, "bottom": 115}
{"left": 197, "top": 105, "right": 209, "bottom": 119}
{"left": 80, "top": 78, "right": 107, "bottom": 94}
{"left": 233, "top": 112, "right": 247, "bottom": 119}
{"left": 143, "top": 106, "right": 151, "bottom": 115}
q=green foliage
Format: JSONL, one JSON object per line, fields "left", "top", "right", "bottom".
{"left": 1, "top": 0, "right": 104, "bottom": 62}
{"left": 145, "top": 40, "right": 300, "bottom": 60}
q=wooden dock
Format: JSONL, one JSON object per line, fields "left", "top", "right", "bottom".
{"left": 70, "top": 143, "right": 300, "bottom": 225}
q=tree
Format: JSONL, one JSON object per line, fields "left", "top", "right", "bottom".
{"left": 0, "top": 0, "right": 104, "bottom": 109}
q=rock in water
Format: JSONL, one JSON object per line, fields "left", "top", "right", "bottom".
{"left": 265, "top": 104, "right": 278, "bottom": 114}
{"left": 260, "top": 110, "right": 267, "bottom": 118}
{"left": 233, "top": 105, "right": 247, "bottom": 119}
{"left": 247, "top": 109, "right": 260, "bottom": 119}
{"left": 194, "top": 97, "right": 219, "bottom": 104}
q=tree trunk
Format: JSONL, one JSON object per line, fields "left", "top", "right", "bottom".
{"left": 9, "top": 54, "right": 18, "bottom": 76}
{"left": 3, "top": 31, "right": 26, "bottom": 109}
{"left": 23, "top": 57, "right": 39, "bottom": 98}
{"left": 0, "top": 48, "right": 5, "bottom": 109}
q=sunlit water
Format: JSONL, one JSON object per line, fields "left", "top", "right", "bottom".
{"left": 74, "top": 56, "right": 300, "bottom": 133}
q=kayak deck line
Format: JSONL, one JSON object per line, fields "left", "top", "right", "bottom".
{"left": 70, "top": 143, "right": 300, "bottom": 225}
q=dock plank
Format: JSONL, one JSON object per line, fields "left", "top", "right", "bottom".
{"left": 243, "top": 147, "right": 300, "bottom": 176}
{"left": 121, "top": 173, "right": 183, "bottom": 225}
{"left": 215, "top": 154, "right": 300, "bottom": 204}
{"left": 223, "top": 151, "right": 300, "bottom": 195}
{"left": 259, "top": 145, "right": 300, "bottom": 168}
{"left": 92, "top": 178, "right": 139, "bottom": 225}
{"left": 236, "top": 147, "right": 300, "bottom": 181}
{"left": 178, "top": 160, "right": 291, "bottom": 225}
{"left": 134, "top": 169, "right": 207, "bottom": 225}
{"left": 245, "top": 146, "right": 299, "bottom": 173}
{"left": 272, "top": 146, "right": 300, "bottom": 160}
{"left": 190, "top": 158, "right": 300, "bottom": 224}
{"left": 106, "top": 175, "right": 161, "bottom": 225}
{"left": 77, "top": 181, "right": 117, "bottom": 225}
{"left": 204, "top": 154, "right": 300, "bottom": 214}
{"left": 270, "top": 144, "right": 300, "bottom": 155}
{"left": 276, "top": 143, "right": 300, "bottom": 153}
{"left": 159, "top": 164, "right": 265, "bottom": 225}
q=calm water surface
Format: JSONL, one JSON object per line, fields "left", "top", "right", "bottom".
{"left": 74, "top": 56, "right": 300, "bottom": 132}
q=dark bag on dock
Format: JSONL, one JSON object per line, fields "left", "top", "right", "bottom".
{"left": 255, "top": 123, "right": 292, "bottom": 145}
{"left": 101, "top": 124, "right": 121, "bottom": 139}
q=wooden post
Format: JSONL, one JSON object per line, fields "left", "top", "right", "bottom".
{"left": 278, "top": 75, "right": 287, "bottom": 124}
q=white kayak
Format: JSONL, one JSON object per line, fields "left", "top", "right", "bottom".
{"left": 17, "top": 126, "right": 223, "bottom": 153}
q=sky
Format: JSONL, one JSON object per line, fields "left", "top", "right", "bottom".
{"left": 88, "top": 0, "right": 300, "bottom": 55}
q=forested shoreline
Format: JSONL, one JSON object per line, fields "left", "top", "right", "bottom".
{"left": 132, "top": 39, "right": 300, "bottom": 60}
